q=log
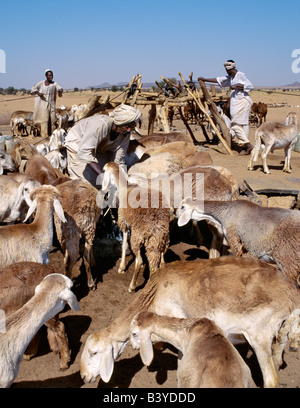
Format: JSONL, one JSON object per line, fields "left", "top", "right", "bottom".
{"left": 199, "top": 79, "right": 232, "bottom": 148}
{"left": 75, "top": 95, "right": 112, "bottom": 121}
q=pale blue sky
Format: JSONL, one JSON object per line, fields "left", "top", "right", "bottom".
{"left": 0, "top": 0, "right": 300, "bottom": 89}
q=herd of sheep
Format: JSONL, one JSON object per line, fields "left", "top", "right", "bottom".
{"left": 0, "top": 104, "right": 299, "bottom": 389}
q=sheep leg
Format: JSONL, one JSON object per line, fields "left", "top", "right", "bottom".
{"left": 118, "top": 229, "right": 128, "bottom": 274}
{"left": 83, "top": 242, "right": 96, "bottom": 291}
{"left": 129, "top": 249, "right": 143, "bottom": 293}
{"left": 247, "top": 334, "right": 278, "bottom": 388}
{"left": 283, "top": 146, "right": 292, "bottom": 173}
{"left": 45, "top": 317, "right": 71, "bottom": 371}
{"left": 261, "top": 144, "right": 272, "bottom": 174}
{"left": 208, "top": 224, "right": 221, "bottom": 259}
{"left": 23, "top": 329, "right": 43, "bottom": 360}
{"left": 273, "top": 311, "right": 300, "bottom": 368}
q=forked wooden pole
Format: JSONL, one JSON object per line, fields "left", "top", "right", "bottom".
{"left": 178, "top": 72, "right": 233, "bottom": 155}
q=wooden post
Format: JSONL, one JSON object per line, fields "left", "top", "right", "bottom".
{"left": 177, "top": 106, "right": 198, "bottom": 144}
{"left": 129, "top": 74, "right": 142, "bottom": 106}
{"left": 199, "top": 79, "right": 232, "bottom": 148}
{"left": 178, "top": 72, "right": 233, "bottom": 155}
{"left": 148, "top": 104, "right": 156, "bottom": 135}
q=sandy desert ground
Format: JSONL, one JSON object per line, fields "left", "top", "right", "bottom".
{"left": 0, "top": 87, "right": 300, "bottom": 390}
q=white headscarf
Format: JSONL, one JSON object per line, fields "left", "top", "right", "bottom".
{"left": 224, "top": 61, "right": 236, "bottom": 70}
{"left": 109, "top": 104, "right": 142, "bottom": 126}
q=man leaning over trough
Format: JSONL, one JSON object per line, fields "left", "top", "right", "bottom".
{"left": 64, "top": 104, "right": 142, "bottom": 189}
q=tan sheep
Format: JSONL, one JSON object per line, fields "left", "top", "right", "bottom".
{"left": 130, "top": 312, "right": 254, "bottom": 388}
{"left": 80, "top": 256, "right": 300, "bottom": 388}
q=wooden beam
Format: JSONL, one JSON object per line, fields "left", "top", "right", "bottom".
{"left": 199, "top": 79, "right": 232, "bottom": 148}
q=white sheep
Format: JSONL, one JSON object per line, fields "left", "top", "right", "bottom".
{"left": 44, "top": 149, "right": 67, "bottom": 173}
{"left": 0, "top": 149, "right": 16, "bottom": 174}
{"left": 0, "top": 185, "right": 66, "bottom": 266}
{"left": 177, "top": 198, "right": 300, "bottom": 287}
{"left": 248, "top": 111, "right": 298, "bottom": 174}
{"left": 0, "top": 174, "right": 41, "bottom": 224}
{"left": 35, "top": 128, "right": 66, "bottom": 156}
{"left": 0, "top": 273, "right": 79, "bottom": 388}
{"left": 80, "top": 256, "right": 300, "bottom": 388}
{"left": 130, "top": 312, "right": 254, "bottom": 388}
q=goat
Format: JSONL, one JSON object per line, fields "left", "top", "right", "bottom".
{"left": 0, "top": 149, "right": 16, "bottom": 174}
{"left": 251, "top": 102, "right": 268, "bottom": 127}
{"left": 248, "top": 112, "right": 298, "bottom": 174}
{"left": 130, "top": 312, "right": 254, "bottom": 388}
{"left": 101, "top": 162, "right": 170, "bottom": 292}
{"left": 0, "top": 174, "right": 41, "bottom": 224}
{"left": 56, "top": 106, "right": 70, "bottom": 131}
{"left": 0, "top": 261, "right": 74, "bottom": 370}
{"left": 0, "top": 185, "right": 66, "bottom": 266}
{"left": 80, "top": 256, "right": 300, "bottom": 388}
{"left": 10, "top": 110, "right": 33, "bottom": 136}
{"left": 54, "top": 179, "right": 102, "bottom": 290}
{"left": 0, "top": 273, "right": 79, "bottom": 388}
{"left": 177, "top": 198, "right": 300, "bottom": 287}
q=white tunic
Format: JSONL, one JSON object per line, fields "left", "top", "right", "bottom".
{"left": 216, "top": 71, "right": 253, "bottom": 125}
{"left": 31, "top": 80, "right": 63, "bottom": 124}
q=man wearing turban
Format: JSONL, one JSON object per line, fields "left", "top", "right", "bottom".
{"left": 31, "top": 69, "right": 63, "bottom": 137}
{"left": 64, "top": 104, "right": 142, "bottom": 188}
{"left": 198, "top": 60, "right": 254, "bottom": 155}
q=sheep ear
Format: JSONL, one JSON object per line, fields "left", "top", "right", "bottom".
{"left": 23, "top": 186, "right": 32, "bottom": 207}
{"left": 54, "top": 198, "right": 67, "bottom": 223}
{"left": 99, "top": 345, "right": 114, "bottom": 383}
{"left": 101, "top": 171, "right": 110, "bottom": 192}
{"left": 23, "top": 198, "right": 37, "bottom": 222}
{"left": 139, "top": 332, "right": 154, "bottom": 366}
{"left": 177, "top": 208, "right": 193, "bottom": 227}
{"left": 60, "top": 288, "right": 80, "bottom": 311}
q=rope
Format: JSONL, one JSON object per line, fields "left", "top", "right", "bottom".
{"left": 0, "top": 95, "right": 35, "bottom": 103}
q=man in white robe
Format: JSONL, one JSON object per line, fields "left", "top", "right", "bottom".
{"left": 198, "top": 60, "right": 254, "bottom": 154}
{"left": 64, "top": 104, "right": 142, "bottom": 188}
{"left": 31, "top": 69, "right": 63, "bottom": 137}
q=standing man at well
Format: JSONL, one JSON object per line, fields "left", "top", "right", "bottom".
{"left": 198, "top": 60, "right": 254, "bottom": 155}
{"left": 31, "top": 69, "right": 63, "bottom": 137}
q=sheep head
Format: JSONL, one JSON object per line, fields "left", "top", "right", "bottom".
{"left": 23, "top": 185, "right": 66, "bottom": 223}
{"left": 35, "top": 273, "right": 79, "bottom": 311}
{"left": 80, "top": 329, "right": 129, "bottom": 384}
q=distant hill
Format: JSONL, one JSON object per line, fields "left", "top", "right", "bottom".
{"left": 282, "top": 81, "right": 300, "bottom": 88}
{"left": 86, "top": 81, "right": 155, "bottom": 90}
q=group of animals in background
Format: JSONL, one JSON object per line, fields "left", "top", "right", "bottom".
{"left": 0, "top": 98, "right": 299, "bottom": 389}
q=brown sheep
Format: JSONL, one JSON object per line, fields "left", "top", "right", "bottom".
{"left": 54, "top": 179, "right": 102, "bottom": 290}
{"left": 101, "top": 162, "right": 170, "bottom": 292}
